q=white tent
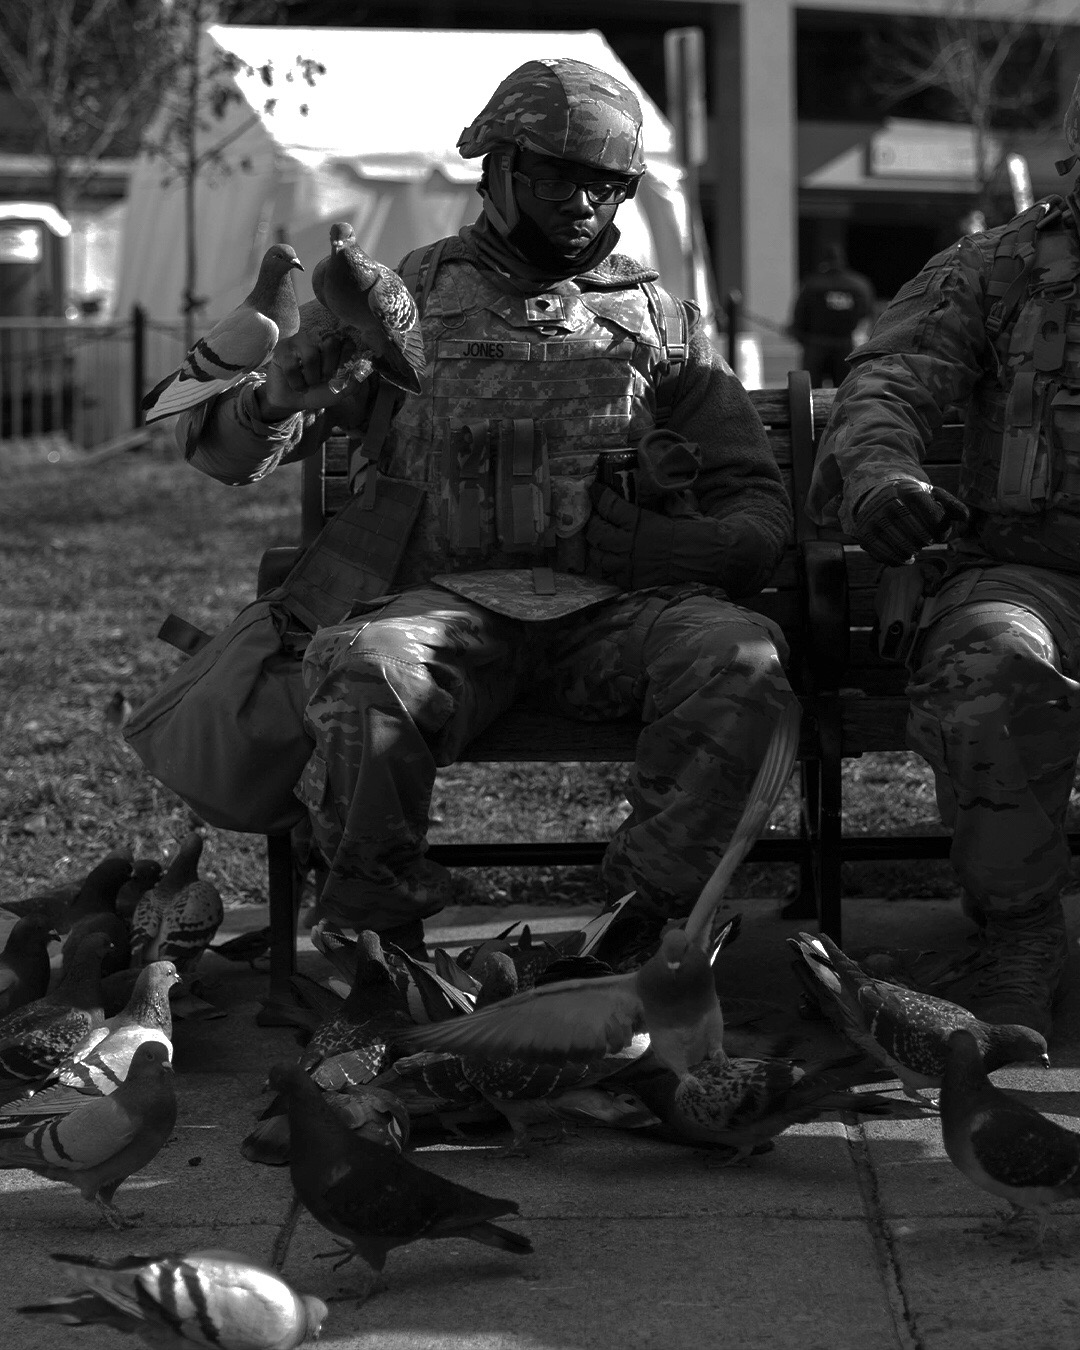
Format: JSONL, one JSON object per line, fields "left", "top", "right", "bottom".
{"left": 114, "top": 26, "right": 717, "bottom": 336}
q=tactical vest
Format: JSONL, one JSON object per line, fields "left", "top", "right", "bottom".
{"left": 356, "top": 237, "right": 690, "bottom": 587}
{"left": 965, "top": 196, "right": 1080, "bottom": 521}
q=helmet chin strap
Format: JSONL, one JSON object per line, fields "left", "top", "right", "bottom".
{"left": 481, "top": 148, "right": 520, "bottom": 237}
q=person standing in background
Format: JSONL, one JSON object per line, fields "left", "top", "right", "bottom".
{"left": 787, "top": 243, "right": 876, "bottom": 388}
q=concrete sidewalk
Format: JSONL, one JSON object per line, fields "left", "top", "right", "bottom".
{"left": 3, "top": 892, "right": 1080, "bottom": 1350}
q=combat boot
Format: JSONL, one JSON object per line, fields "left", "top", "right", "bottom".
{"left": 924, "top": 897, "right": 1068, "bottom": 1040}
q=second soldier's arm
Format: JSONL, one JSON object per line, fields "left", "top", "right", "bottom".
{"left": 807, "top": 234, "right": 993, "bottom": 537}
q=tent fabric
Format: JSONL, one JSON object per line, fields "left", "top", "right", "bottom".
{"left": 115, "top": 26, "right": 711, "bottom": 362}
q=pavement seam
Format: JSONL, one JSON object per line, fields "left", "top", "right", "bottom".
{"left": 846, "top": 1118, "right": 925, "bottom": 1350}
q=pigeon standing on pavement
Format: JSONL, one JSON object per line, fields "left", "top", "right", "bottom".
{"left": 0, "top": 914, "right": 56, "bottom": 1017}
{"left": 621, "top": 1048, "right": 936, "bottom": 1162}
{"left": 0, "top": 929, "right": 113, "bottom": 1103}
{"left": 788, "top": 931, "right": 1050, "bottom": 1099}
{"left": 320, "top": 230, "right": 427, "bottom": 394}
{"left": 58, "top": 849, "right": 134, "bottom": 934}
{"left": 268, "top": 1062, "right": 532, "bottom": 1294}
{"left": 114, "top": 859, "right": 164, "bottom": 927}
{"left": 392, "top": 703, "right": 801, "bottom": 1081}
{"left": 130, "top": 833, "right": 223, "bottom": 976}
{"left": 0, "top": 1040, "right": 176, "bottom": 1228}
{"left": 142, "top": 243, "right": 304, "bottom": 423}
{"left": 941, "top": 1027, "right": 1080, "bottom": 1258}
{"left": 19, "top": 1249, "right": 328, "bottom": 1349}
{"left": 0, "top": 960, "right": 179, "bottom": 1128}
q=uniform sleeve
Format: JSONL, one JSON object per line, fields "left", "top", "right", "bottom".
{"left": 176, "top": 376, "right": 375, "bottom": 487}
{"left": 807, "top": 235, "right": 993, "bottom": 530}
{"left": 667, "top": 319, "right": 794, "bottom": 598}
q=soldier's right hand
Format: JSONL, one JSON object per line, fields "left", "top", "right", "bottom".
{"left": 851, "top": 478, "right": 969, "bottom": 565}
{"left": 255, "top": 328, "right": 356, "bottom": 421}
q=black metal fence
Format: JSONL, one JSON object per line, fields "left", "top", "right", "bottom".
{"left": 0, "top": 308, "right": 188, "bottom": 450}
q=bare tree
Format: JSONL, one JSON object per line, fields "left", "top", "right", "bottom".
{"left": 0, "top": 0, "right": 320, "bottom": 335}
{"left": 868, "top": 0, "right": 1077, "bottom": 225}
{"left": 0, "top": 0, "right": 180, "bottom": 310}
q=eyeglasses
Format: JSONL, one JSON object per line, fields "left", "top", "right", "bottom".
{"left": 511, "top": 171, "right": 632, "bottom": 206}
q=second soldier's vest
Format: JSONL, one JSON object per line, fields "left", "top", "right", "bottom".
{"left": 356, "top": 237, "right": 689, "bottom": 588}
{"left": 964, "top": 197, "right": 1080, "bottom": 523}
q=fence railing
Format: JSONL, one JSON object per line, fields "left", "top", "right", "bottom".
{"left": 0, "top": 310, "right": 188, "bottom": 450}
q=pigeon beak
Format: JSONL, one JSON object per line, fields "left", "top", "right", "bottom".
{"left": 291, "top": 259, "right": 304, "bottom": 272}
{"left": 1042, "top": 1054, "right": 1051, "bottom": 1069}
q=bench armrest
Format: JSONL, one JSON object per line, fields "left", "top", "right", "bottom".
{"left": 800, "top": 538, "right": 850, "bottom": 692}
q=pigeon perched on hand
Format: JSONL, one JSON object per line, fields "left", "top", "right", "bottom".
{"left": 0, "top": 1040, "right": 176, "bottom": 1228}
{"left": 319, "top": 229, "right": 426, "bottom": 395}
{"left": 0, "top": 913, "right": 56, "bottom": 1018}
{"left": 788, "top": 931, "right": 1050, "bottom": 1099}
{"left": 142, "top": 243, "right": 304, "bottom": 423}
{"left": 268, "top": 1061, "right": 532, "bottom": 1295}
{"left": 19, "top": 1249, "right": 328, "bottom": 1349}
{"left": 941, "top": 1027, "right": 1080, "bottom": 1258}
{"left": 393, "top": 703, "right": 801, "bottom": 1081}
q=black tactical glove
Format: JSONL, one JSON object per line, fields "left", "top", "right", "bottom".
{"left": 850, "top": 479, "right": 969, "bottom": 566}
{"left": 585, "top": 485, "right": 724, "bottom": 590}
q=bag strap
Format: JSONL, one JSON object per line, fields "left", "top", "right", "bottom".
{"left": 984, "top": 198, "right": 1063, "bottom": 344}
{"left": 644, "top": 282, "right": 690, "bottom": 427}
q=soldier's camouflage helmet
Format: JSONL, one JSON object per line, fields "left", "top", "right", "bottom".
{"left": 458, "top": 58, "right": 646, "bottom": 177}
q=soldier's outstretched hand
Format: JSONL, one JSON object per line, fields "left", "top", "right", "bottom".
{"left": 851, "top": 478, "right": 969, "bottom": 566}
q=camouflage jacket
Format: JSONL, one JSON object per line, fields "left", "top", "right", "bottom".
{"left": 181, "top": 225, "right": 792, "bottom": 602}
{"left": 808, "top": 194, "right": 1080, "bottom": 572}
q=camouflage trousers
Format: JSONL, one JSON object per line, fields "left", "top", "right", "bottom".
{"left": 906, "top": 562, "right": 1080, "bottom": 914}
{"left": 296, "top": 582, "right": 794, "bottom": 929}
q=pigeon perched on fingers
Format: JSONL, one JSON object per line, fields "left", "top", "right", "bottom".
{"left": 268, "top": 1061, "right": 532, "bottom": 1293}
{"left": 320, "top": 231, "right": 426, "bottom": 395}
{"left": 941, "top": 1027, "right": 1080, "bottom": 1259}
{"left": 392, "top": 703, "right": 801, "bottom": 1080}
{"left": 19, "top": 1249, "right": 328, "bottom": 1348}
{"left": 311, "top": 220, "right": 355, "bottom": 307}
{"left": 0, "top": 913, "right": 56, "bottom": 1018}
{"left": 142, "top": 243, "right": 304, "bottom": 423}
{"left": 0, "top": 1040, "right": 176, "bottom": 1228}
{"left": 788, "top": 931, "right": 1050, "bottom": 1099}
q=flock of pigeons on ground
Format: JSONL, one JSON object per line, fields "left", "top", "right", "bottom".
{"left": 2, "top": 694, "right": 1079, "bottom": 1346}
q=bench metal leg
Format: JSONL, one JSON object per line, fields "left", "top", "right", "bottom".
{"left": 256, "top": 831, "right": 304, "bottom": 1026}
{"left": 782, "top": 755, "right": 821, "bottom": 922}
{"left": 814, "top": 696, "right": 844, "bottom": 941}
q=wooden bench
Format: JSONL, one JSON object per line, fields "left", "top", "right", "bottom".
{"left": 255, "top": 367, "right": 1078, "bottom": 1019}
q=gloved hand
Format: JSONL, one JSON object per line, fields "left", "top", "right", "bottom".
{"left": 585, "top": 484, "right": 723, "bottom": 590}
{"left": 850, "top": 479, "right": 969, "bottom": 566}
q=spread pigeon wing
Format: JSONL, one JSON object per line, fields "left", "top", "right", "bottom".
{"left": 393, "top": 971, "right": 643, "bottom": 1063}
{"left": 143, "top": 308, "right": 280, "bottom": 423}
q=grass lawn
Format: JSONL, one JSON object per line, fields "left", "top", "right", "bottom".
{"left": 3, "top": 438, "right": 1074, "bottom": 911}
